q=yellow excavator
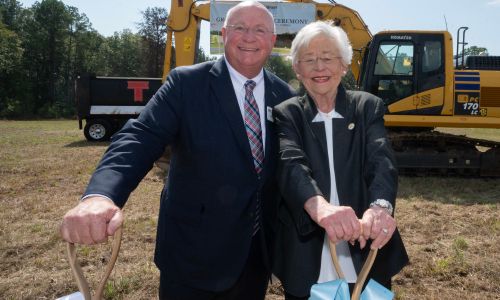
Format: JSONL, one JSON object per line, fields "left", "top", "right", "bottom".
{"left": 161, "top": 0, "right": 500, "bottom": 176}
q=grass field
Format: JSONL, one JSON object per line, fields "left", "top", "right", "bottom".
{"left": 0, "top": 120, "right": 498, "bottom": 299}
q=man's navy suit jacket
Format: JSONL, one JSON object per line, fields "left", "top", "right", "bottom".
{"left": 84, "top": 58, "right": 295, "bottom": 292}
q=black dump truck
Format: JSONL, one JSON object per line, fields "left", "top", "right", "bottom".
{"left": 76, "top": 74, "right": 163, "bottom": 141}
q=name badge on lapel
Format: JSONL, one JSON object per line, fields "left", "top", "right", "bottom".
{"left": 266, "top": 106, "right": 274, "bottom": 122}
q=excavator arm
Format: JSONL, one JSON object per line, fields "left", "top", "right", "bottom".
{"left": 162, "top": 0, "right": 210, "bottom": 81}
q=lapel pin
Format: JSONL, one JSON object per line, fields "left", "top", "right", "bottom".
{"left": 348, "top": 123, "right": 355, "bottom": 130}
{"left": 266, "top": 106, "right": 274, "bottom": 122}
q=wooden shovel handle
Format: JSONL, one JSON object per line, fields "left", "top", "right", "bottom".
{"left": 328, "top": 241, "right": 378, "bottom": 300}
{"left": 328, "top": 241, "right": 345, "bottom": 279}
{"left": 67, "top": 226, "right": 123, "bottom": 300}
{"left": 351, "top": 247, "right": 377, "bottom": 300}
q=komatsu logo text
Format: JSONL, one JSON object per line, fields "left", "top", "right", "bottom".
{"left": 390, "top": 35, "right": 412, "bottom": 40}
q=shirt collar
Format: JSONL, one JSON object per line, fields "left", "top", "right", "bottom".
{"left": 224, "top": 56, "right": 264, "bottom": 87}
{"left": 312, "top": 109, "right": 344, "bottom": 122}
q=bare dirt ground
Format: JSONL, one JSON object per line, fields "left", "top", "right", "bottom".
{"left": 0, "top": 120, "right": 498, "bottom": 300}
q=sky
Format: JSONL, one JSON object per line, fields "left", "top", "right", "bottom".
{"left": 18, "top": 0, "right": 500, "bottom": 55}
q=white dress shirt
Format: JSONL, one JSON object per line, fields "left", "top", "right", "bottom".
{"left": 313, "top": 109, "right": 358, "bottom": 284}
{"left": 225, "top": 58, "right": 267, "bottom": 152}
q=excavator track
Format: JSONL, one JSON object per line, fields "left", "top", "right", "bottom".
{"left": 389, "top": 130, "right": 500, "bottom": 177}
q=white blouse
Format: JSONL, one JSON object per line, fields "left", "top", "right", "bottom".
{"left": 313, "top": 109, "right": 358, "bottom": 284}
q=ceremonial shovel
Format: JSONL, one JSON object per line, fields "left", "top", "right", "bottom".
{"left": 57, "top": 227, "right": 123, "bottom": 300}
{"left": 309, "top": 240, "right": 394, "bottom": 300}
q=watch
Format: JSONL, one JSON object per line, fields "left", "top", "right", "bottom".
{"left": 370, "top": 199, "right": 394, "bottom": 215}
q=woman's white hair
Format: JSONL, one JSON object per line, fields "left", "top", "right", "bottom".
{"left": 291, "top": 21, "right": 353, "bottom": 67}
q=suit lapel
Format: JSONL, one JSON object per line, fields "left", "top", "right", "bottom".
{"left": 303, "top": 86, "right": 351, "bottom": 205}
{"left": 332, "top": 86, "right": 353, "bottom": 206}
{"left": 263, "top": 70, "right": 276, "bottom": 158}
{"left": 209, "top": 58, "right": 255, "bottom": 172}
{"left": 262, "top": 71, "right": 283, "bottom": 167}
{"left": 303, "top": 94, "right": 328, "bottom": 158}
{"left": 259, "top": 71, "right": 289, "bottom": 181}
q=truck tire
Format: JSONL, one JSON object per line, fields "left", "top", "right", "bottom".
{"left": 84, "top": 119, "right": 112, "bottom": 141}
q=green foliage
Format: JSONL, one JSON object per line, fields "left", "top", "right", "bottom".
{"left": 452, "top": 236, "right": 469, "bottom": 252}
{"left": 0, "top": 22, "right": 22, "bottom": 74}
{"left": 0, "top": 0, "right": 22, "bottom": 30}
{"left": 434, "top": 257, "right": 451, "bottom": 272}
{"left": 99, "top": 29, "right": 143, "bottom": 76}
{"left": 432, "top": 237, "right": 470, "bottom": 277}
{"left": 464, "top": 46, "right": 488, "bottom": 56}
{"left": 0, "top": 21, "right": 26, "bottom": 117}
{"left": 196, "top": 47, "right": 215, "bottom": 64}
{"left": 104, "top": 277, "right": 142, "bottom": 300}
{"left": 104, "top": 281, "right": 121, "bottom": 300}
{"left": 30, "top": 223, "right": 43, "bottom": 233}
{"left": 265, "top": 55, "right": 296, "bottom": 85}
{"left": 0, "top": 97, "right": 28, "bottom": 117}
{"left": 494, "top": 219, "right": 500, "bottom": 232}
{"left": 79, "top": 245, "right": 91, "bottom": 257}
{"left": 18, "top": 0, "right": 80, "bottom": 116}
{"left": 0, "top": 1, "right": 175, "bottom": 118}
{"left": 138, "top": 7, "right": 168, "bottom": 77}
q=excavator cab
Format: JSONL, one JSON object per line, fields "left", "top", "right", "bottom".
{"left": 358, "top": 30, "right": 500, "bottom": 176}
{"left": 360, "top": 32, "right": 447, "bottom": 116}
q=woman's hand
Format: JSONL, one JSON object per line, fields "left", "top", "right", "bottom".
{"left": 359, "top": 206, "right": 396, "bottom": 250}
{"left": 304, "top": 196, "right": 361, "bottom": 243}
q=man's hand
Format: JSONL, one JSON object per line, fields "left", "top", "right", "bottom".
{"left": 359, "top": 206, "right": 396, "bottom": 250}
{"left": 60, "top": 196, "right": 123, "bottom": 245}
{"left": 304, "top": 196, "right": 361, "bottom": 243}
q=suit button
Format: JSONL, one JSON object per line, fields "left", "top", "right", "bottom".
{"left": 249, "top": 212, "right": 254, "bottom": 218}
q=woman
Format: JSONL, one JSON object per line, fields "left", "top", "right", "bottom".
{"left": 272, "top": 21, "right": 409, "bottom": 299}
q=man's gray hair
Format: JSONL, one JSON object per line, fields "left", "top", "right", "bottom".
{"left": 291, "top": 21, "right": 353, "bottom": 66}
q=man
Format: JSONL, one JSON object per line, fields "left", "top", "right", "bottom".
{"left": 60, "top": 1, "right": 294, "bottom": 299}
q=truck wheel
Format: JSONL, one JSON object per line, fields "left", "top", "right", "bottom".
{"left": 84, "top": 119, "right": 112, "bottom": 141}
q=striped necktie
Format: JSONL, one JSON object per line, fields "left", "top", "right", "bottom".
{"left": 244, "top": 80, "right": 264, "bottom": 174}
{"left": 244, "top": 80, "right": 263, "bottom": 235}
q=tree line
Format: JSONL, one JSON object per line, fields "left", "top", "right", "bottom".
{"left": 0, "top": 0, "right": 213, "bottom": 118}
{"left": 0, "top": 0, "right": 298, "bottom": 119}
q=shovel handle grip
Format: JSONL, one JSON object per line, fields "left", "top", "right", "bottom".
{"left": 351, "top": 247, "right": 377, "bottom": 300}
{"left": 67, "top": 226, "right": 123, "bottom": 300}
{"left": 329, "top": 241, "right": 378, "bottom": 300}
